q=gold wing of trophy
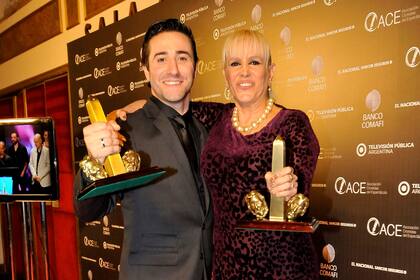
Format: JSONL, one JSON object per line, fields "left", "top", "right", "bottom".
{"left": 245, "top": 190, "right": 309, "bottom": 221}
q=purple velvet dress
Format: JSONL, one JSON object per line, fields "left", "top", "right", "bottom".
{"left": 194, "top": 103, "right": 320, "bottom": 280}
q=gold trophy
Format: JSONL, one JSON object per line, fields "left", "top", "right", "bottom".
{"left": 77, "top": 97, "right": 165, "bottom": 201}
{"left": 237, "top": 136, "right": 318, "bottom": 232}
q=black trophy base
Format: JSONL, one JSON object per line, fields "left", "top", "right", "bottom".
{"left": 236, "top": 217, "right": 319, "bottom": 233}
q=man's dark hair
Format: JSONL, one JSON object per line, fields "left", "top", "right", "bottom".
{"left": 10, "top": 131, "right": 18, "bottom": 138}
{"left": 141, "top": 18, "right": 198, "bottom": 69}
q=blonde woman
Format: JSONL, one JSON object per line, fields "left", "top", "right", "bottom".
{"left": 197, "top": 30, "right": 319, "bottom": 279}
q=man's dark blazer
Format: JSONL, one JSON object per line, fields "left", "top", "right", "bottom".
{"left": 74, "top": 100, "right": 213, "bottom": 280}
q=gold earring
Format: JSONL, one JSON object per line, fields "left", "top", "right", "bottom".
{"left": 224, "top": 87, "right": 231, "bottom": 100}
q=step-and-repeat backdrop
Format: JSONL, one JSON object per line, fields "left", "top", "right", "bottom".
{"left": 68, "top": 1, "right": 420, "bottom": 279}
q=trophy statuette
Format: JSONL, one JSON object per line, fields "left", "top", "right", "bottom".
{"left": 237, "top": 136, "right": 318, "bottom": 233}
{"left": 77, "top": 97, "right": 165, "bottom": 201}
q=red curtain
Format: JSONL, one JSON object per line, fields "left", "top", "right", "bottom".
{"left": 0, "top": 96, "right": 14, "bottom": 118}
{"left": 44, "top": 76, "right": 79, "bottom": 280}
{"left": 26, "top": 85, "right": 46, "bottom": 117}
{"left": 3, "top": 75, "right": 79, "bottom": 280}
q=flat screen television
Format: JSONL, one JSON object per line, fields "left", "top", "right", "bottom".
{"left": 0, "top": 118, "right": 59, "bottom": 202}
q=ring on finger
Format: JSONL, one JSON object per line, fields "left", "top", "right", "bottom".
{"left": 271, "top": 174, "right": 277, "bottom": 184}
{"left": 100, "top": 138, "right": 106, "bottom": 148}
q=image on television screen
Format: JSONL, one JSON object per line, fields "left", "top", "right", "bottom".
{"left": 0, "top": 118, "right": 59, "bottom": 201}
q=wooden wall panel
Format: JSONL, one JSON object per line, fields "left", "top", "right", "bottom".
{"left": 85, "top": 0, "right": 123, "bottom": 20}
{"left": 0, "top": 0, "right": 31, "bottom": 21}
{"left": 66, "top": 0, "right": 79, "bottom": 29}
{"left": 0, "top": 1, "right": 61, "bottom": 63}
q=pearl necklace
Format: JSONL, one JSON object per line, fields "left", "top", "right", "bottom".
{"left": 231, "top": 98, "right": 274, "bottom": 133}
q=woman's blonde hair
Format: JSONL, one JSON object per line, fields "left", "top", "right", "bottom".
{"left": 222, "top": 30, "right": 272, "bottom": 68}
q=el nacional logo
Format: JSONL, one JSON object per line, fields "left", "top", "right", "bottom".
{"left": 405, "top": 46, "right": 420, "bottom": 68}
{"left": 367, "top": 217, "right": 420, "bottom": 239}
{"left": 362, "top": 89, "right": 384, "bottom": 128}
{"left": 398, "top": 180, "right": 420, "bottom": 196}
{"left": 364, "top": 10, "right": 401, "bottom": 32}
{"left": 320, "top": 244, "right": 338, "bottom": 278}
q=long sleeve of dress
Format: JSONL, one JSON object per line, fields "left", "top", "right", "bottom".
{"left": 284, "top": 110, "right": 320, "bottom": 196}
{"left": 191, "top": 102, "right": 233, "bottom": 131}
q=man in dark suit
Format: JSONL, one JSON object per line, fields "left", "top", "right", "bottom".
{"left": 7, "top": 132, "right": 29, "bottom": 192}
{"left": 74, "top": 19, "right": 212, "bottom": 280}
{"left": 0, "top": 141, "right": 13, "bottom": 167}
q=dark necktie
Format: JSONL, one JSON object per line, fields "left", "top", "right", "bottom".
{"left": 172, "top": 116, "right": 205, "bottom": 210}
{"left": 36, "top": 148, "right": 42, "bottom": 174}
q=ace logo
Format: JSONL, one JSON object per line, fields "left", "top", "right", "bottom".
{"left": 364, "top": 10, "right": 401, "bottom": 32}
{"left": 405, "top": 46, "right": 420, "bottom": 68}
{"left": 367, "top": 217, "right": 402, "bottom": 237}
